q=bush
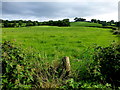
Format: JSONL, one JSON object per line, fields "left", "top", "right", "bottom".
{"left": 1, "top": 41, "right": 35, "bottom": 89}
{"left": 94, "top": 43, "right": 120, "bottom": 88}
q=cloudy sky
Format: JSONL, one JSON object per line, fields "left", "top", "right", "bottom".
{"left": 2, "top": 0, "right": 119, "bottom": 21}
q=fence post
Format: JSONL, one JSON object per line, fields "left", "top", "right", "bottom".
{"left": 62, "top": 56, "right": 71, "bottom": 77}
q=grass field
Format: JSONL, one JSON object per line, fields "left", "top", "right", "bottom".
{"left": 2, "top": 22, "right": 118, "bottom": 69}
{"left": 70, "top": 22, "right": 102, "bottom": 27}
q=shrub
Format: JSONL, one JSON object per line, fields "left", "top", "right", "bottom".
{"left": 1, "top": 41, "right": 35, "bottom": 89}
{"left": 94, "top": 43, "right": 120, "bottom": 88}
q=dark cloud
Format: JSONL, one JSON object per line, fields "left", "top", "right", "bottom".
{"left": 2, "top": 2, "right": 117, "bottom": 21}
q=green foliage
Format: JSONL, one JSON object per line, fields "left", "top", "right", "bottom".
{"left": 2, "top": 41, "right": 119, "bottom": 89}
{"left": 94, "top": 43, "right": 120, "bottom": 88}
{"left": 115, "top": 22, "right": 120, "bottom": 27}
{"left": 1, "top": 41, "right": 35, "bottom": 89}
{"left": 2, "top": 18, "right": 119, "bottom": 28}
{"left": 74, "top": 17, "right": 86, "bottom": 22}
{"left": 102, "top": 21, "right": 108, "bottom": 26}
{"left": 2, "top": 19, "right": 70, "bottom": 28}
{"left": 61, "top": 78, "right": 111, "bottom": 89}
{"left": 42, "top": 19, "right": 70, "bottom": 26}
{"left": 91, "top": 19, "right": 98, "bottom": 23}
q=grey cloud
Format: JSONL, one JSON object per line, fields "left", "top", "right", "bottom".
{"left": 2, "top": 2, "right": 117, "bottom": 20}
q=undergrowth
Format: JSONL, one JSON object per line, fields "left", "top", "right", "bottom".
{"left": 1, "top": 41, "right": 120, "bottom": 89}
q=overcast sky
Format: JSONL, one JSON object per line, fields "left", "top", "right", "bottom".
{"left": 2, "top": 0, "right": 119, "bottom": 21}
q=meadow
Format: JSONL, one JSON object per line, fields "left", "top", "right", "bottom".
{"left": 2, "top": 22, "right": 118, "bottom": 69}
{"left": 2, "top": 22, "right": 120, "bottom": 89}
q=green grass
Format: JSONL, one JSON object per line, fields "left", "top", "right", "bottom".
{"left": 70, "top": 22, "right": 102, "bottom": 27}
{"left": 2, "top": 22, "right": 118, "bottom": 69}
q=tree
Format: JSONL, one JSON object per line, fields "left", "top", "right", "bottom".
{"left": 115, "top": 22, "right": 120, "bottom": 27}
{"left": 91, "top": 19, "right": 97, "bottom": 23}
{"left": 48, "top": 20, "right": 54, "bottom": 26}
{"left": 110, "top": 20, "right": 114, "bottom": 24}
{"left": 97, "top": 20, "right": 101, "bottom": 24}
{"left": 26, "top": 20, "right": 34, "bottom": 26}
{"left": 62, "top": 19, "right": 70, "bottom": 26}
{"left": 18, "top": 20, "right": 23, "bottom": 27}
{"left": 74, "top": 17, "right": 78, "bottom": 22}
{"left": 74, "top": 17, "right": 86, "bottom": 22}
{"left": 102, "top": 21, "right": 108, "bottom": 26}
{"left": 33, "top": 21, "right": 38, "bottom": 26}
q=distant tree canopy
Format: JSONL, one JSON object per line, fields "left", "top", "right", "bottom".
{"left": 90, "top": 19, "right": 117, "bottom": 27}
{"left": 74, "top": 17, "right": 86, "bottom": 22}
{"left": 115, "top": 22, "right": 120, "bottom": 27}
{"left": 42, "top": 19, "right": 70, "bottom": 27}
{"left": 91, "top": 19, "right": 98, "bottom": 23}
{"left": 1, "top": 19, "right": 70, "bottom": 28}
{"left": 1, "top": 18, "right": 119, "bottom": 28}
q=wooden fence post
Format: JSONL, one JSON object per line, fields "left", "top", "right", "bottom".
{"left": 62, "top": 56, "right": 71, "bottom": 77}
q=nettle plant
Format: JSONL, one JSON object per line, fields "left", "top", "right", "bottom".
{"left": 1, "top": 41, "right": 35, "bottom": 89}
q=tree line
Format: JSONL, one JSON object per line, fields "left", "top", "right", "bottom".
{"left": 1, "top": 17, "right": 120, "bottom": 28}
{"left": 0, "top": 19, "right": 70, "bottom": 27}
{"left": 74, "top": 17, "right": 120, "bottom": 27}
